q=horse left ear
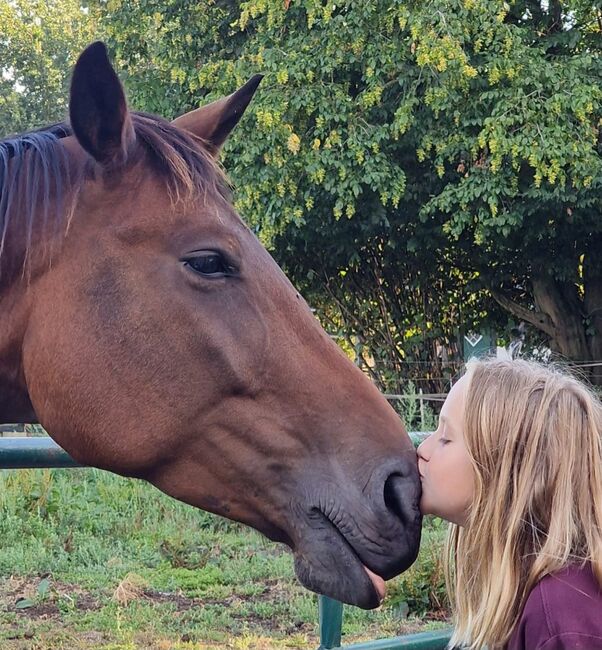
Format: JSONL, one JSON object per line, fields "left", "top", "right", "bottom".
{"left": 69, "top": 41, "right": 135, "bottom": 167}
{"left": 172, "top": 75, "right": 263, "bottom": 155}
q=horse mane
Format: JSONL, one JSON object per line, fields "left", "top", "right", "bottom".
{"left": 0, "top": 113, "right": 228, "bottom": 276}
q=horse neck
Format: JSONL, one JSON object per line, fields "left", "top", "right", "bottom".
{"left": 0, "top": 277, "right": 38, "bottom": 423}
{"left": 0, "top": 132, "right": 85, "bottom": 424}
{"left": 0, "top": 203, "right": 52, "bottom": 425}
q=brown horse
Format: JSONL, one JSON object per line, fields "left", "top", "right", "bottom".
{"left": 0, "top": 42, "right": 421, "bottom": 609}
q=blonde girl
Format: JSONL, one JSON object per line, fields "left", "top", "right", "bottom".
{"left": 417, "top": 358, "right": 602, "bottom": 649}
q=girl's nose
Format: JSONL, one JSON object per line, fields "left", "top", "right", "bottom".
{"left": 417, "top": 433, "right": 434, "bottom": 462}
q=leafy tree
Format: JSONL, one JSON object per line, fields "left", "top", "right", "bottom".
{"left": 407, "top": 1, "right": 602, "bottom": 381}
{"left": 101, "top": 0, "right": 601, "bottom": 384}
{"left": 0, "top": 0, "right": 96, "bottom": 137}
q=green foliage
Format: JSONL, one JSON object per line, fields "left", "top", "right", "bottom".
{"left": 98, "top": 0, "right": 602, "bottom": 387}
{"left": 394, "top": 382, "right": 439, "bottom": 432}
{"left": 410, "top": 1, "right": 601, "bottom": 280}
{"left": 0, "top": 0, "right": 96, "bottom": 136}
{"left": 387, "top": 517, "right": 448, "bottom": 618}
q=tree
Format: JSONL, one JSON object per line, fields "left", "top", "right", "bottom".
{"left": 0, "top": 0, "right": 96, "bottom": 137}
{"left": 102, "top": 1, "right": 602, "bottom": 385}
{"left": 407, "top": 1, "right": 602, "bottom": 381}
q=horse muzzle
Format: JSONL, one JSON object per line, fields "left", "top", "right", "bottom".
{"left": 286, "top": 454, "right": 422, "bottom": 608}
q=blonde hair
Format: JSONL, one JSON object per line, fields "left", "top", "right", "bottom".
{"left": 445, "top": 358, "right": 602, "bottom": 649}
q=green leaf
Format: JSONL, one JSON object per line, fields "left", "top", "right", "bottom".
{"left": 15, "top": 598, "right": 35, "bottom": 610}
{"left": 37, "top": 578, "right": 50, "bottom": 599}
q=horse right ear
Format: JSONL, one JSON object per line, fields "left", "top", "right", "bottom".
{"left": 69, "top": 41, "right": 135, "bottom": 167}
{"left": 172, "top": 75, "right": 263, "bottom": 155}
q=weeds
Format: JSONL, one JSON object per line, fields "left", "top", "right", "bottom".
{"left": 393, "top": 381, "right": 439, "bottom": 432}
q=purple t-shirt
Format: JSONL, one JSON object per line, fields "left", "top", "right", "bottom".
{"left": 507, "top": 563, "right": 602, "bottom": 649}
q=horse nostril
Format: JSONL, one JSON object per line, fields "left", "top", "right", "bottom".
{"left": 384, "top": 473, "right": 403, "bottom": 519}
{"left": 383, "top": 471, "right": 421, "bottom": 527}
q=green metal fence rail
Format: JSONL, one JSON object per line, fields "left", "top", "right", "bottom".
{"left": 317, "top": 595, "right": 450, "bottom": 650}
{"left": 0, "top": 436, "right": 82, "bottom": 468}
{"left": 0, "top": 434, "right": 451, "bottom": 650}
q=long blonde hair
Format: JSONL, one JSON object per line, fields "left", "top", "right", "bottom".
{"left": 445, "top": 358, "right": 602, "bottom": 649}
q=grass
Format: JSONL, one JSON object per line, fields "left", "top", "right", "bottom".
{"left": 0, "top": 468, "right": 449, "bottom": 649}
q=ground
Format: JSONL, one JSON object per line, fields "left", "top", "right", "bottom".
{"left": 0, "top": 467, "right": 449, "bottom": 649}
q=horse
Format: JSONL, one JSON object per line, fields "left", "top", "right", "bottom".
{"left": 0, "top": 42, "right": 421, "bottom": 609}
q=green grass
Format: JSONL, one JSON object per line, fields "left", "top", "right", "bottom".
{"left": 0, "top": 468, "right": 449, "bottom": 649}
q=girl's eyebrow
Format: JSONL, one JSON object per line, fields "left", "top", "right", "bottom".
{"left": 439, "top": 415, "right": 456, "bottom": 435}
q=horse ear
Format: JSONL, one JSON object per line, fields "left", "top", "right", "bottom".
{"left": 69, "top": 41, "right": 135, "bottom": 167}
{"left": 172, "top": 75, "right": 263, "bottom": 155}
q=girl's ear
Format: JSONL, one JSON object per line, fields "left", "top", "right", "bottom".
{"left": 172, "top": 75, "right": 263, "bottom": 155}
{"left": 69, "top": 41, "right": 135, "bottom": 167}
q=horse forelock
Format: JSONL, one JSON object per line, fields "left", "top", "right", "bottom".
{"left": 131, "top": 113, "right": 230, "bottom": 207}
{"left": 0, "top": 113, "right": 228, "bottom": 283}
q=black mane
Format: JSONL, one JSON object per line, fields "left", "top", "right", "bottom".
{"left": 0, "top": 113, "right": 227, "bottom": 276}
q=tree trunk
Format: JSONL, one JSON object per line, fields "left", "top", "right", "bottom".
{"left": 531, "top": 274, "right": 602, "bottom": 386}
{"left": 492, "top": 274, "right": 602, "bottom": 386}
{"left": 531, "top": 275, "right": 590, "bottom": 362}
{"left": 584, "top": 256, "right": 602, "bottom": 386}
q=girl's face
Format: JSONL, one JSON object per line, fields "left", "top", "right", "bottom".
{"left": 417, "top": 375, "right": 474, "bottom": 525}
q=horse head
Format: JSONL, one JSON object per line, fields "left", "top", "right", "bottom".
{"left": 0, "top": 42, "right": 421, "bottom": 608}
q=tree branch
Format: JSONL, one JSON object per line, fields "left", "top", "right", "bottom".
{"left": 548, "top": 0, "right": 563, "bottom": 33}
{"left": 490, "top": 289, "right": 556, "bottom": 338}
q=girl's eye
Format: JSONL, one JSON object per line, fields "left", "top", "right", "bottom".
{"left": 184, "top": 252, "right": 235, "bottom": 278}
{"left": 439, "top": 437, "right": 451, "bottom": 445}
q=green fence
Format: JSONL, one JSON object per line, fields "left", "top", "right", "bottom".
{"left": 0, "top": 435, "right": 451, "bottom": 650}
{"left": 318, "top": 596, "right": 450, "bottom": 650}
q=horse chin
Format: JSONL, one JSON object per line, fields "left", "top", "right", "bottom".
{"left": 292, "top": 531, "right": 384, "bottom": 610}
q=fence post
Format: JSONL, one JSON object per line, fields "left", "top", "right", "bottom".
{"left": 318, "top": 595, "right": 343, "bottom": 649}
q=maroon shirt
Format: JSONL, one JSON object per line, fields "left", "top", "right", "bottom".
{"left": 507, "top": 563, "right": 602, "bottom": 650}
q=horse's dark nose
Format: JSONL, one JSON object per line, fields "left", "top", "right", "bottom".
{"left": 383, "top": 457, "right": 422, "bottom": 528}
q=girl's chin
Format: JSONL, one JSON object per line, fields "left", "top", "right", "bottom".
{"left": 418, "top": 498, "right": 449, "bottom": 522}
{"left": 418, "top": 497, "right": 431, "bottom": 517}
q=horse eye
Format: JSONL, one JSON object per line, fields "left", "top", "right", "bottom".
{"left": 185, "top": 253, "right": 232, "bottom": 277}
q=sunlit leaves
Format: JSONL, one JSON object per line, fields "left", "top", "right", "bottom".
{"left": 0, "top": 0, "right": 96, "bottom": 136}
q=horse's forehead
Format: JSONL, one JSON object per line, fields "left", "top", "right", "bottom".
{"left": 103, "top": 176, "right": 247, "bottom": 249}
{"left": 112, "top": 211, "right": 246, "bottom": 253}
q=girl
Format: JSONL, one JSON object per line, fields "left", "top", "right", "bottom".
{"left": 417, "top": 358, "right": 602, "bottom": 649}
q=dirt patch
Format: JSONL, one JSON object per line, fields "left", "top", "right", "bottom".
{"left": 143, "top": 578, "right": 291, "bottom": 611}
{"left": 1, "top": 574, "right": 295, "bottom": 619}
{"left": 142, "top": 589, "right": 201, "bottom": 611}
{"left": 0, "top": 575, "right": 100, "bottom": 619}
{"left": 140, "top": 580, "right": 313, "bottom": 635}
